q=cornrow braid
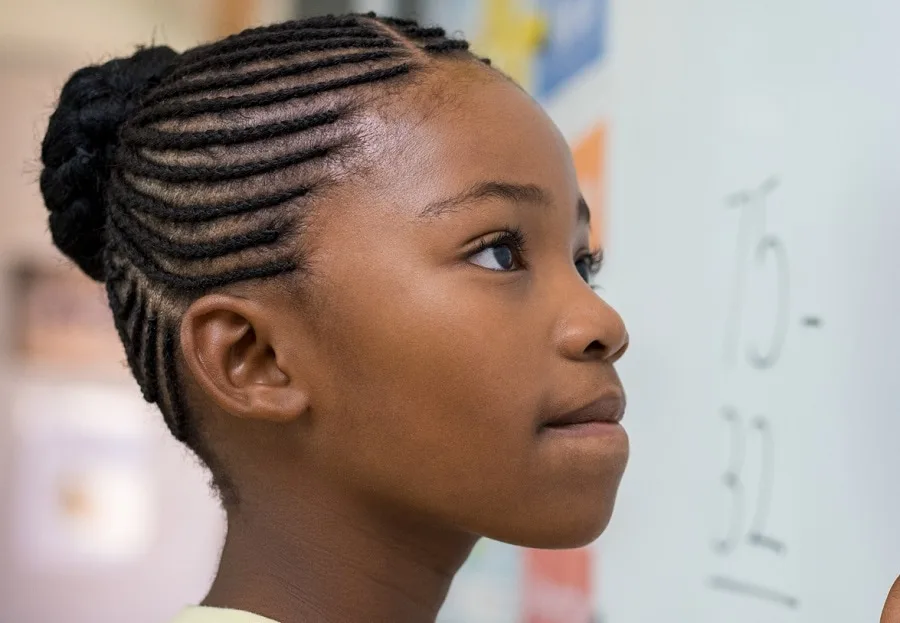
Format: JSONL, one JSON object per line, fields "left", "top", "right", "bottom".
{"left": 424, "top": 40, "right": 471, "bottom": 53}
{"left": 400, "top": 26, "right": 447, "bottom": 38}
{"left": 39, "top": 13, "right": 488, "bottom": 506}
{"left": 118, "top": 142, "right": 337, "bottom": 182}
{"left": 181, "top": 27, "right": 385, "bottom": 60}
{"left": 123, "top": 108, "right": 344, "bottom": 150}
{"left": 379, "top": 16, "right": 418, "bottom": 27}
{"left": 133, "top": 63, "right": 412, "bottom": 124}
{"left": 184, "top": 15, "right": 367, "bottom": 57}
{"left": 110, "top": 203, "right": 283, "bottom": 260}
{"left": 139, "top": 313, "right": 161, "bottom": 403}
{"left": 166, "top": 37, "right": 400, "bottom": 82}
{"left": 109, "top": 173, "right": 314, "bottom": 223}
{"left": 143, "top": 52, "right": 393, "bottom": 105}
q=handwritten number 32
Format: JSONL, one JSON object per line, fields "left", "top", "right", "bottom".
{"left": 714, "top": 406, "right": 786, "bottom": 556}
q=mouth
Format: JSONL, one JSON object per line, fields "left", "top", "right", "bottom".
{"left": 539, "top": 393, "right": 626, "bottom": 435}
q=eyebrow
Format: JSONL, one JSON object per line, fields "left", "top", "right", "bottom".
{"left": 419, "top": 181, "right": 591, "bottom": 224}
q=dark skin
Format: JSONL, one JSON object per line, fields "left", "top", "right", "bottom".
{"left": 178, "top": 62, "right": 627, "bottom": 623}
{"left": 174, "top": 60, "right": 900, "bottom": 623}
{"left": 886, "top": 577, "right": 900, "bottom": 623}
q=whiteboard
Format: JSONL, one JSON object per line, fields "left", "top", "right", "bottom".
{"left": 599, "top": 0, "right": 900, "bottom": 621}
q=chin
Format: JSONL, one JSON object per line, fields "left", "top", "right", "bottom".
{"left": 526, "top": 507, "right": 617, "bottom": 550}
{"left": 481, "top": 493, "right": 621, "bottom": 551}
{"left": 451, "top": 444, "right": 628, "bottom": 550}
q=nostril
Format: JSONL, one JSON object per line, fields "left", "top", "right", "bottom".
{"left": 584, "top": 340, "right": 605, "bottom": 356}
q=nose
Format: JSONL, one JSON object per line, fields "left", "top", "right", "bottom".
{"left": 557, "top": 290, "right": 629, "bottom": 363}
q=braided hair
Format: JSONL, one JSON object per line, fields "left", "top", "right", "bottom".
{"left": 38, "top": 13, "right": 489, "bottom": 504}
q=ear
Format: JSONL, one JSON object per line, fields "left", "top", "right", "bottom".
{"left": 179, "top": 294, "right": 310, "bottom": 423}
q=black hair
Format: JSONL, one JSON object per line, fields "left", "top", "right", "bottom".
{"left": 38, "top": 13, "right": 488, "bottom": 505}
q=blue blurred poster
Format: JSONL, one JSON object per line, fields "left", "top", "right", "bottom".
{"left": 536, "top": 0, "right": 608, "bottom": 99}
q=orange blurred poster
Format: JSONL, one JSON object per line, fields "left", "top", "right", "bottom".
{"left": 572, "top": 124, "right": 607, "bottom": 247}
{"left": 521, "top": 547, "right": 594, "bottom": 623}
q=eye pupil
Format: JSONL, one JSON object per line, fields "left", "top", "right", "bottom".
{"left": 494, "top": 246, "right": 515, "bottom": 270}
{"left": 576, "top": 260, "right": 590, "bottom": 282}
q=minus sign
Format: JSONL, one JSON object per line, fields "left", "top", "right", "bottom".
{"left": 801, "top": 316, "right": 822, "bottom": 327}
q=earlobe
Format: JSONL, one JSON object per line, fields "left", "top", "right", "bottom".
{"left": 179, "top": 294, "right": 310, "bottom": 424}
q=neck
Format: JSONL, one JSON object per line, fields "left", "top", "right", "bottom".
{"left": 203, "top": 493, "right": 477, "bottom": 623}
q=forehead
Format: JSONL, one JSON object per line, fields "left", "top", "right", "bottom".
{"left": 359, "top": 64, "right": 579, "bottom": 214}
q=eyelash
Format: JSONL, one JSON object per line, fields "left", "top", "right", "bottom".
{"left": 577, "top": 249, "right": 605, "bottom": 291}
{"left": 578, "top": 249, "right": 604, "bottom": 276}
{"left": 470, "top": 227, "right": 528, "bottom": 268}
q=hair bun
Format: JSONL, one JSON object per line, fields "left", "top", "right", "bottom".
{"left": 39, "top": 46, "right": 178, "bottom": 282}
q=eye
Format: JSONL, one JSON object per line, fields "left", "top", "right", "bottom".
{"left": 575, "top": 249, "right": 604, "bottom": 283}
{"left": 471, "top": 245, "right": 517, "bottom": 271}
{"left": 468, "top": 229, "right": 526, "bottom": 272}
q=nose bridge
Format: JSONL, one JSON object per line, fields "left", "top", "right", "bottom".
{"left": 556, "top": 283, "right": 628, "bottom": 362}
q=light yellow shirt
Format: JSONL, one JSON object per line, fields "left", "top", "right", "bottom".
{"left": 171, "top": 606, "right": 280, "bottom": 623}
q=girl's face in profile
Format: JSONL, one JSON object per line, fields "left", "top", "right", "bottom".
{"left": 212, "top": 63, "right": 629, "bottom": 549}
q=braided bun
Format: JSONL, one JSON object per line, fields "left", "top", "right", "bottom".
{"left": 39, "top": 46, "right": 178, "bottom": 281}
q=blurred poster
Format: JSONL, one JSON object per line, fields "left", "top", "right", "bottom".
{"left": 474, "top": 0, "right": 547, "bottom": 91}
{"left": 11, "top": 263, "right": 124, "bottom": 370}
{"left": 521, "top": 548, "right": 593, "bottom": 623}
{"left": 10, "top": 380, "right": 156, "bottom": 570}
{"left": 535, "top": 0, "right": 608, "bottom": 100}
{"left": 438, "top": 539, "right": 522, "bottom": 623}
{"left": 572, "top": 124, "right": 607, "bottom": 247}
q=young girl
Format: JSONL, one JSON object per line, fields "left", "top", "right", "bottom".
{"left": 37, "top": 11, "right": 898, "bottom": 623}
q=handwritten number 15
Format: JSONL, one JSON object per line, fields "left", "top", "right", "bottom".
{"left": 723, "top": 178, "right": 790, "bottom": 369}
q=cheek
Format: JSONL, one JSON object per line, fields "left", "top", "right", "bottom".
{"left": 302, "top": 247, "right": 626, "bottom": 548}
{"left": 309, "top": 267, "right": 548, "bottom": 513}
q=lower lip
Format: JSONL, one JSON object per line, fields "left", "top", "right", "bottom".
{"left": 539, "top": 421, "right": 622, "bottom": 437}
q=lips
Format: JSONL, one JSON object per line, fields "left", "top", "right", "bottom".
{"left": 540, "top": 393, "right": 626, "bottom": 430}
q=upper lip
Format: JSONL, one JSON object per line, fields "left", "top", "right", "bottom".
{"left": 540, "top": 392, "right": 626, "bottom": 428}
